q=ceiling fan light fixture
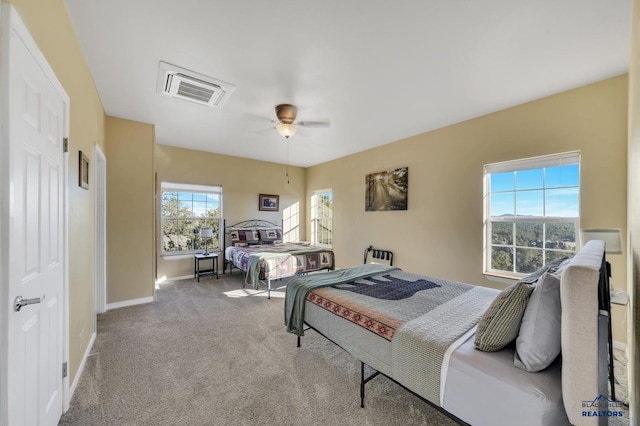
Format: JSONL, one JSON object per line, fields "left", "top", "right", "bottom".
{"left": 276, "top": 123, "right": 297, "bottom": 139}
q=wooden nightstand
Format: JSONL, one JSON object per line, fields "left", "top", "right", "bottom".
{"left": 194, "top": 253, "right": 219, "bottom": 281}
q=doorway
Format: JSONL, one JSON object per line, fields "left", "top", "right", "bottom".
{"left": 95, "top": 145, "right": 107, "bottom": 316}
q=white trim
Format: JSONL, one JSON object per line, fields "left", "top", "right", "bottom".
{"left": 106, "top": 296, "right": 154, "bottom": 311}
{"left": 0, "top": 6, "right": 10, "bottom": 423}
{"left": 483, "top": 273, "right": 517, "bottom": 288}
{"left": 68, "top": 331, "right": 96, "bottom": 398}
{"left": 484, "top": 151, "right": 580, "bottom": 174}
{"left": 483, "top": 152, "right": 581, "bottom": 278}
{"left": 613, "top": 340, "right": 627, "bottom": 351}
{"left": 159, "top": 182, "right": 223, "bottom": 256}
{"left": 312, "top": 187, "right": 332, "bottom": 195}
{"left": 62, "top": 125, "right": 70, "bottom": 413}
{"left": 161, "top": 181, "right": 222, "bottom": 192}
{"left": 94, "top": 146, "right": 107, "bottom": 318}
{"left": 161, "top": 254, "right": 196, "bottom": 260}
{"left": 310, "top": 189, "right": 333, "bottom": 246}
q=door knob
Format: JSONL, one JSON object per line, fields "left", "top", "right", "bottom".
{"left": 13, "top": 294, "right": 45, "bottom": 312}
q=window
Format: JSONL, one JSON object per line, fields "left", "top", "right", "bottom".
{"left": 161, "top": 182, "right": 222, "bottom": 254}
{"left": 311, "top": 189, "right": 333, "bottom": 246}
{"left": 282, "top": 201, "right": 300, "bottom": 242}
{"left": 484, "top": 152, "right": 579, "bottom": 277}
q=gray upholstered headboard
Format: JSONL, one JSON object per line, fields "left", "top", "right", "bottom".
{"left": 560, "top": 239, "right": 609, "bottom": 425}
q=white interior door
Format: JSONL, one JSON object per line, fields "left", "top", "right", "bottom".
{"left": 5, "top": 8, "right": 67, "bottom": 426}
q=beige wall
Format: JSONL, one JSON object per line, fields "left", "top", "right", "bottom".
{"left": 629, "top": 0, "right": 639, "bottom": 421}
{"left": 9, "top": 0, "right": 106, "bottom": 384}
{"left": 155, "top": 144, "right": 306, "bottom": 279}
{"left": 308, "top": 75, "right": 628, "bottom": 339}
{"left": 105, "top": 117, "right": 155, "bottom": 303}
{"left": 6, "top": 0, "right": 636, "bottom": 411}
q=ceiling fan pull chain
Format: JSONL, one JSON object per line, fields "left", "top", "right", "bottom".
{"left": 286, "top": 139, "right": 290, "bottom": 184}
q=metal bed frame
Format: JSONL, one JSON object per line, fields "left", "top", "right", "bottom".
{"left": 222, "top": 219, "right": 284, "bottom": 298}
{"left": 222, "top": 219, "right": 334, "bottom": 299}
{"left": 222, "top": 218, "right": 282, "bottom": 274}
{"left": 294, "top": 245, "right": 467, "bottom": 424}
{"left": 296, "top": 321, "right": 469, "bottom": 425}
{"left": 363, "top": 245, "right": 394, "bottom": 266}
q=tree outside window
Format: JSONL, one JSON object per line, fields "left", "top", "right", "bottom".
{"left": 485, "top": 153, "right": 579, "bottom": 277}
{"left": 161, "top": 183, "right": 222, "bottom": 254}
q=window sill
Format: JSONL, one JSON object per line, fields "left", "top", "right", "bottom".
{"left": 161, "top": 254, "right": 193, "bottom": 260}
{"left": 161, "top": 251, "right": 220, "bottom": 260}
{"left": 483, "top": 271, "right": 519, "bottom": 287}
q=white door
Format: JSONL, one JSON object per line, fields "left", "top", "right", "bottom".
{"left": 6, "top": 8, "right": 66, "bottom": 426}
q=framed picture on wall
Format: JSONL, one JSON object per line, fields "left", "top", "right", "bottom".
{"left": 79, "top": 151, "right": 89, "bottom": 189}
{"left": 365, "top": 166, "right": 408, "bottom": 211}
{"left": 259, "top": 194, "right": 279, "bottom": 211}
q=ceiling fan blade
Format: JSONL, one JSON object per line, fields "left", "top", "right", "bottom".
{"left": 255, "top": 126, "right": 275, "bottom": 135}
{"left": 298, "top": 120, "right": 330, "bottom": 128}
{"left": 242, "top": 112, "right": 275, "bottom": 124}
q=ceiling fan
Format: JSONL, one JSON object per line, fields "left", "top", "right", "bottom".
{"left": 273, "top": 104, "right": 330, "bottom": 139}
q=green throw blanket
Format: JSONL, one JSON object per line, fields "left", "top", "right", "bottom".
{"left": 284, "top": 264, "right": 399, "bottom": 336}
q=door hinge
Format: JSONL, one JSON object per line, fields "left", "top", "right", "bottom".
{"left": 63, "top": 137, "right": 69, "bottom": 153}
{"left": 62, "top": 361, "right": 68, "bottom": 379}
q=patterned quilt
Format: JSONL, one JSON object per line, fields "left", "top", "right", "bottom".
{"left": 285, "top": 264, "right": 497, "bottom": 406}
{"left": 225, "top": 243, "right": 335, "bottom": 288}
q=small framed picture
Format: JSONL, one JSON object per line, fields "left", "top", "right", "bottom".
{"left": 259, "top": 194, "right": 279, "bottom": 211}
{"left": 79, "top": 151, "right": 89, "bottom": 189}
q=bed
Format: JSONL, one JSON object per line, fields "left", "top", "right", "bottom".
{"left": 285, "top": 240, "right": 614, "bottom": 426}
{"left": 223, "top": 219, "right": 335, "bottom": 298}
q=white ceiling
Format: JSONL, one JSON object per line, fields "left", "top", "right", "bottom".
{"left": 64, "top": 0, "right": 632, "bottom": 168}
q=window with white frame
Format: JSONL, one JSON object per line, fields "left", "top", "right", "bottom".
{"left": 160, "top": 182, "right": 222, "bottom": 254}
{"left": 311, "top": 189, "right": 333, "bottom": 246}
{"left": 484, "top": 152, "right": 580, "bottom": 277}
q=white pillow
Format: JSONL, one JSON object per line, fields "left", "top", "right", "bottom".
{"left": 514, "top": 272, "right": 561, "bottom": 372}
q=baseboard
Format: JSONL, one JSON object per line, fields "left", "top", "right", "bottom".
{"left": 106, "top": 296, "right": 154, "bottom": 310}
{"left": 613, "top": 340, "right": 626, "bottom": 351}
{"left": 69, "top": 331, "right": 96, "bottom": 399}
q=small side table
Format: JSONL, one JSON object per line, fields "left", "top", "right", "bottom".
{"left": 194, "top": 253, "right": 219, "bottom": 281}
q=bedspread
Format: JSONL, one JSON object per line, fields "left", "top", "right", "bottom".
{"left": 285, "top": 264, "right": 498, "bottom": 407}
{"left": 226, "top": 243, "right": 334, "bottom": 288}
{"left": 391, "top": 286, "right": 496, "bottom": 405}
{"left": 284, "top": 264, "right": 398, "bottom": 336}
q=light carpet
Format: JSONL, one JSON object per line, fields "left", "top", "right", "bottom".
{"left": 59, "top": 273, "right": 630, "bottom": 425}
{"left": 59, "top": 273, "right": 458, "bottom": 426}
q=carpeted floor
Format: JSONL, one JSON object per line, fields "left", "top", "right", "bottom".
{"left": 59, "top": 273, "right": 630, "bottom": 425}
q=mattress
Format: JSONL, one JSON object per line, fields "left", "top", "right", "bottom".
{"left": 442, "top": 337, "right": 569, "bottom": 426}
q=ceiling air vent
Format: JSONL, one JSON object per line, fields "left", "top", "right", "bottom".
{"left": 157, "top": 62, "right": 235, "bottom": 107}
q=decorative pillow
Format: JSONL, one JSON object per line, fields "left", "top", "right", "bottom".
{"left": 259, "top": 229, "right": 282, "bottom": 244}
{"left": 474, "top": 282, "right": 534, "bottom": 352}
{"left": 230, "top": 228, "right": 259, "bottom": 245}
{"left": 514, "top": 272, "right": 562, "bottom": 372}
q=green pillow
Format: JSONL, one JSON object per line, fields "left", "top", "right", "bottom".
{"left": 474, "top": 282, "right": 534, "bottom": 352}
